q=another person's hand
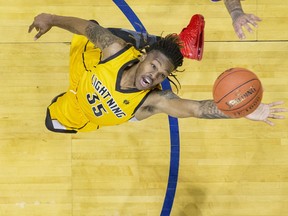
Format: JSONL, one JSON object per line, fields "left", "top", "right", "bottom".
{"left": 28, "top": 13, "right": 54, "bottom": 40}
{"left": 232, "top": 12, "right": 262, "bottom": 39}
{"left": 245, "top": 101, "right": 287, "bottom": 126}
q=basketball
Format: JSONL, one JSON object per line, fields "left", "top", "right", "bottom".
{"left": 213, "top": 68, "right": 263, "bottom": 118}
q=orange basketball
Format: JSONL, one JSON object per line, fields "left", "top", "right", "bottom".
{"left": 213, "top": 68, "right": 263, "bottom": 118}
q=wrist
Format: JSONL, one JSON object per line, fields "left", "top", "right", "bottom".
{"left": 230, "top": 8, "right": 244, "bottom": 22}
{"left": 50, "top": 14, "right": 59, "bottom": 26}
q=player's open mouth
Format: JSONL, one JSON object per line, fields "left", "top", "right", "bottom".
{"left": 140, "top": 76, "right": 152, "bottom": 88}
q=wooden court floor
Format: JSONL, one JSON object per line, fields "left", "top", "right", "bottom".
{"left": 0, "top": 0, "right": 288, "bottom": 215}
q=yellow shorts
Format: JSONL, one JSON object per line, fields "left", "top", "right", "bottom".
{"left": 46, "top": 35, "right": 101, "bottom": 133}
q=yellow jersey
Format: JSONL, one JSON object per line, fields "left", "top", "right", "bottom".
{"left": 48, "top": 35, "right": 151, "bottom": 132}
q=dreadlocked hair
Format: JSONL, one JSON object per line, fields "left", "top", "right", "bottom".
{"left": 145, "top": 33, "right": 184, "bottom": 93}
{"left": 145, "top": 33, "right": 183, "bottom": 69}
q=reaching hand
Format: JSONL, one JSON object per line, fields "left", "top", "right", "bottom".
{"left": 232, "top": 13, "right": 262, "bottom": 40}
{"left": 245, "top": 101, "right": 287, "bottom": 126}
{"left": 28, "top": 13, "right": 54, "bottom": 40}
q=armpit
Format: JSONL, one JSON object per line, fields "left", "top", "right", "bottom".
{"left": 129, "top": 116, "right": 139, "bottom": 122}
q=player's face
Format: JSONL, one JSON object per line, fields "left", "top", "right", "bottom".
{"left": 135, "top": 51, "right": 175, "bottom": 90}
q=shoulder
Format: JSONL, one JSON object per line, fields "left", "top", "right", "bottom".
{"left": 101, "top": 41, "right": 127, "bottom": 61}
{"left": 85, "top": 22, "right": 128, "bottom": 60}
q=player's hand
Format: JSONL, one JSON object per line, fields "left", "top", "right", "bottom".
{"left": 232, "top": 13, "right": 262, "bottom": 40}
{"left": 28, "top": 13, "right": 54, "bottom": 40}
{"left": 245, "top": 101, "right": 287, "bottom": 126}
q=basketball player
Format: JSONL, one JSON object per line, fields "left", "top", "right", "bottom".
{"left": 28, "top": 13, "right": 285, "bottom": 133}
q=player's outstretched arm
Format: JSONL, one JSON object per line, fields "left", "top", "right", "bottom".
{"left": 135, "top": 90, "right": 231, "bottom": 120}
{"left": 28, "top": 13, "right": 126, "bottom": 58}
{"left": 136, "top": 90, "right": 287, "bottom": 126}
{"left": 223, "top": 0, "right": 262, "bottom": 39}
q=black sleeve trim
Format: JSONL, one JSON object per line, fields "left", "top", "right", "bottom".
{"left": 131, "top": 90, "right": 153, "bottom": 116}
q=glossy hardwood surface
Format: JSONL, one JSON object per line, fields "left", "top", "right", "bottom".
{"left": 0, "top": 1, "right": 287, "bottom": 215}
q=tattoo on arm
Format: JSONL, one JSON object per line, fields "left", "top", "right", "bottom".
{"left": 85, "top": 23, "right": 124, "bottom": 49}
{"left": 224, "top": 0, "right": 244, "bottom": 18}
{"left": 224, "top": 0, "right": 243, "bottom": 12}
{"left": 198, "top": 100, "right": 230, "bottom": 119}
{"left": 155, "top": 91, "right": 229, "bottom": 119}
{"left": 157, "top": 90, "right": 180, "bottom": 99}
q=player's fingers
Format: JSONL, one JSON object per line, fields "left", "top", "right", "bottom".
{"left": 247, "top": 19, "right": 258, "bottom": 28}
{"left": 246, "top": 15, "right": 261, "bottom": 27}
{"left": 269, "top": 101, "right": 285, "bottom": 107}
{"left": 270, "top": 108, "right": 288, "bottom": 113}
{"left": 249, "top": 14, "right": 262, "bottom": 22}
{"left": 28, "top": 23, "right": 35, "bottom": 33}
{"left": 268, "top": 113, "right": 285, "bottom": 119}
{"left": 234, "top": 24, "right": 245, "bottom": 39}
{"left": 275, "top": 115, "right": 285, "bottom": 119}
{"left": 34, "top": 30, "right": 45, "bottom": 40}
{"left": 242, "top": 23, "right": 253, "bottom": 33}
{"left": 237, "top": 30, "right": 245, "bottom": 40}
{"left": 264, "top": 119, "right": 274, "bottom": 126}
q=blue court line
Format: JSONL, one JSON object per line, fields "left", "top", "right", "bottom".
{"left": 113, "top": 1, "right": 180, "bottom": 215}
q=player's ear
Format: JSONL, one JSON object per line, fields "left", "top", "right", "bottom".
{"left": 139, "top": 53, "right": 147, "bottom": 62}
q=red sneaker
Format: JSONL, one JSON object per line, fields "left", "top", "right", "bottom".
{"left": 179, "top": 14, "right": 205, "bottom": 61}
